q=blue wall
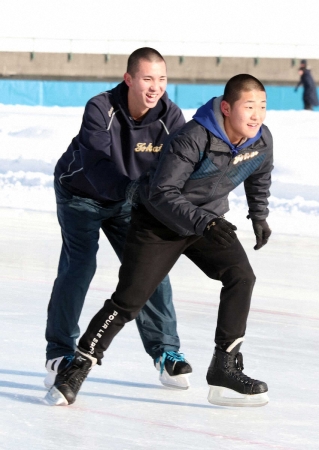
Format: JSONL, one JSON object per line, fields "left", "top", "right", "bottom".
{"left": 0, "top": 79, "right": 317, "bottom": 110}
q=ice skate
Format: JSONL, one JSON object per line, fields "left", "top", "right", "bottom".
{"left": 44, "top": 355, "right": 75, "bottom": 389}
{"left": 44, "top": 350, "right": 97, "bottom": 406}
{"left": 206, "top": 338, "right": 269, "bottom": 407}
{"left": 155, "top": 351, "right": 192, "bottom": 390}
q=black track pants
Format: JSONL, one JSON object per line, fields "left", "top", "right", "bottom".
{"left": 79, "top": 206, "right": 256, "bottom": 363}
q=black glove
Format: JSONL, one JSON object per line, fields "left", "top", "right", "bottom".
{"left": 251, "top": 218, "right": 272, "bottom": 250}
{"left": 204, "top": 217, "right": 237, "bottom": 248}
{"left": 125, "top": 179, "right": 140, "bottom": 207}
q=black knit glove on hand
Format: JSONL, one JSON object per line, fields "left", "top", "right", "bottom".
{"left": 204, "top": 217, "right": 237, "bottom": 248}
{"left": 250, "top": 218, "right": 272, "bottom": 250}
{"left": 125, "top": 179, "right": 140, "bottom": 208}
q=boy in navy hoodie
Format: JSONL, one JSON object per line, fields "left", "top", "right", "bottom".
{"left": 44, "top": 47, "right": 192, "bottom": 394}
{"left": 46, "top": 74, "right": 273, "bottom": 408}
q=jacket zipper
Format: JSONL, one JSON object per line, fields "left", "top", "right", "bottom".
{"left": 210, "top": 154, "right": 232, "bottom": 198}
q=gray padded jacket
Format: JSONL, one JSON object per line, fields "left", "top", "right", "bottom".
{"left": 140, "top": 97, "right": 273, "bottom": 237}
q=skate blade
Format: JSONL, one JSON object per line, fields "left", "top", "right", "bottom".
{"left": 208, "top": 385, "right": 269, "bottom": 407}
{"left": 44, "top": 386, "right": 69, "bottom": 406}
{"left": 159, "top": 372, "right": 190, "bottom": 390}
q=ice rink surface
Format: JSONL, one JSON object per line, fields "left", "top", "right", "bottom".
{"left": 1, "top": 207, "right": 318, "bottom": 450}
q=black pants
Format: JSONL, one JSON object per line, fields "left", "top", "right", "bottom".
{"left": 79, "top": 206, "right": 256, "bottom": 363}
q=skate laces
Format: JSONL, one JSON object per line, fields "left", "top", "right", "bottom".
{"left": 61, "top": 360, "right": 91, "bottom": 393}
{"left": 156, "top": 351, "right": 186, "bottom": 374}
{"left": 227, "top": 352, "right": 254, "bottom": 385}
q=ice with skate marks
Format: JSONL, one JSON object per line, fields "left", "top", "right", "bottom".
{"left": 207, "top": 385, "right": 269, "bottom": 407}
{"left": 159, "top": 371, "right": 190, "bottom": 390}
{"left": 43, "top": 386, "right": 69, "bottom": 406}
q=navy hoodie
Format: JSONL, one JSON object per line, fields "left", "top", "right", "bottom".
{"left": 54, "top": 82, "right": 185, "bottom": 203}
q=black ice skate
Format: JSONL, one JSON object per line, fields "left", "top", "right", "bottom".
{"left": 206, "top": 338, "right": 269, "bottom": 407}
{"left": 155, "top": 351, "right": 192, "bottom": 389}
{"left": 44, "top": 350, "right": 97, "bottom": 406}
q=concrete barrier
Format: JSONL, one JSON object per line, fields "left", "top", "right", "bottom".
{"left": 1, "top": 51, "right": 318, "bottom": 84}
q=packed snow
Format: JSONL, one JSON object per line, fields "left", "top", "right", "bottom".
{"left": 0, "top": 104, "right": 318, "bottom": 236}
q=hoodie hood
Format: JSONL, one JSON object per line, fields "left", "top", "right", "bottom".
{"left": 192, "top": 96, "right": 262, "bottom": 156}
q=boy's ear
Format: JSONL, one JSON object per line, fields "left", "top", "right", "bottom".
{"left": 124, "top": 72, "right": 132, "bottom": 87}
{"left": 220, "top": 100, "right": 231, "bottom": 117}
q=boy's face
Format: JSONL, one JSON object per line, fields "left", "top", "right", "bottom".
{"left": 221, "top": 90, "right": 267, "bottom": 144}
{"left": 124, "top": 59, "right": 167, "bottom": 119}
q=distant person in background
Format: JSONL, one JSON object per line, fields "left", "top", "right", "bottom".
{"left": 295, "top": 59, "right": 319, "bottom": 110}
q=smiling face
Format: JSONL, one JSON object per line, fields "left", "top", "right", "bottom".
{"left": 124, "top": 59, "right": 167, "bottom": 120}
{"left": 221, "top": 89, "right": 267, "bottom": 144}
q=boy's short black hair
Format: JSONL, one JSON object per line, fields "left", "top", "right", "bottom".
{"left": 127, "top": 47, "right": 166, "bottom": 76}
{"left": 223, "top": 74, "right": 266, "bottom": 106}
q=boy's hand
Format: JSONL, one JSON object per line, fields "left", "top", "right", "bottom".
{"left": 204, "top": 218, "right": 237, "bottom": 248}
